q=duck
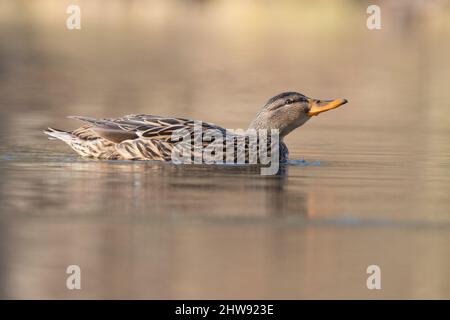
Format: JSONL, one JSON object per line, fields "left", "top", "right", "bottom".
{"left": 44, "top": 92, "right": 347, "bottom": 163}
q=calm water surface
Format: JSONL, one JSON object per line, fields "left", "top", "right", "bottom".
{"left": 0, "top": 0, "right": 449, "bottom": 299}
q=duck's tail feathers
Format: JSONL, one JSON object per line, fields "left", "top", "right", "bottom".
{"left": 43, "top": 127, "right": 73, "bottom": 141}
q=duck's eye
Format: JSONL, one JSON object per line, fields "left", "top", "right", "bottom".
{"left": 285, "top": 99, "right": 294, "bottom": 105}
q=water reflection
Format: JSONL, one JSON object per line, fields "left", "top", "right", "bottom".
{"left": 0, "top": 156, "right": 312, "bottom": 218}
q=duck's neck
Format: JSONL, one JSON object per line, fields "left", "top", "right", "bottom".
{"left": 248, "top": 119, "right": 285, "bottom": 140}
{"left": 248, "top": 119, "right": 289, "bottom": 162}
{"left": 248, "top": 119, "right": 262, "bottom": 130}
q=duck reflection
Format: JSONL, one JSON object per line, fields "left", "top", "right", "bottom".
{"left": 0, "top": 158, "right": 310, "bottom": 218}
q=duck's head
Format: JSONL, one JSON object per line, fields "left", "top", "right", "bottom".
{"left": 249, "top": 92, "right": 348, "bottom": 138}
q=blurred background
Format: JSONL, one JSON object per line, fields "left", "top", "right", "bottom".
{"left": 0, "top": 0, "right": 449, "bottom": 299}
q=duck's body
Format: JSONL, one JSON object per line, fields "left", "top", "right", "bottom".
{"left": 44, "top": 92, "right": 347, "bottom": 163}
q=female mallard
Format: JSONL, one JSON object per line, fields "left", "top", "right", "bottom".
{"left": 44, "top": 92, "right": 347, "bottom": 163}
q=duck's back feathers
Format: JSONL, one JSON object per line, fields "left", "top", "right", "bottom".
{"left": 45, "top": 114, "right": 230, "bottom": 161}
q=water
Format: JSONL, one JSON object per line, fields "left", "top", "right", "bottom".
{"left": 0, "top": 0, "right": 450, "bottom": 299}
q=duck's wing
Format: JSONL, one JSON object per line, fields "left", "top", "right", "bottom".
{"left": 68, "top": 114, "right": 228, "bottom": 143}
{"left": 68, "top": 114, "right": 230, "bottom": 161}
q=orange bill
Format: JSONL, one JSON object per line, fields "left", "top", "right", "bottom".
{"left": 308, "top": 98, "right": 348, "bottom": 116}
